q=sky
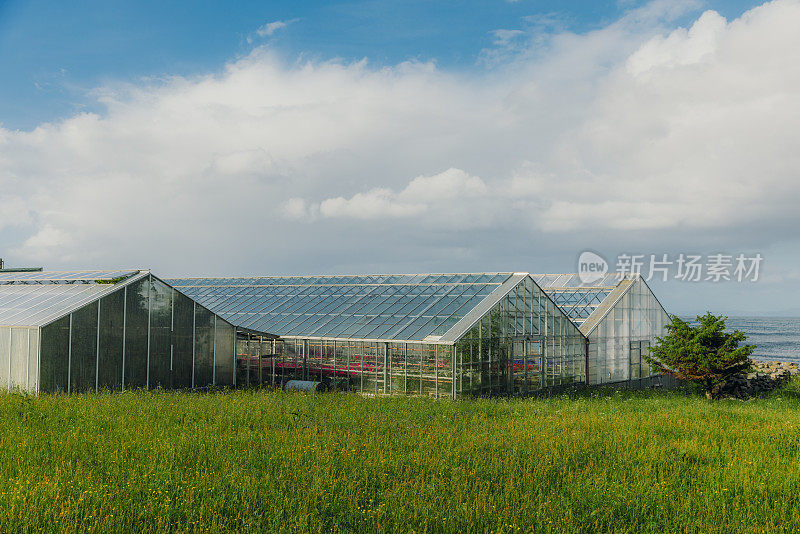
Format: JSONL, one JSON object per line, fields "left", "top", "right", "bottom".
{"left": 0, "top": 0, "right": 798, "bottom": 315}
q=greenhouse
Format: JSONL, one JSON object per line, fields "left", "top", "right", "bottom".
{"left": 1, "top": 268, "right": 671, "bottom": 397}
{"left": 534, "top": 273, "right": 671, "bottom": 386}
{"left": 167, "top": 273, "right": 589, "bottom": 398}
{"left": 0, "top": 270, "right": 239, "bottom": 394}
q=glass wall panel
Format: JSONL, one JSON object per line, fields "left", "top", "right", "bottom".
{"left": 348, "top": 341, "right": 363, "bottom": 392}
{"left": 406, "top": 343, "right": 422, "bottom": 394}
{"left": 264, "top": 338, "right": 277, "bottom": 386}
{"left": 389, "top": 343, "right": 406, "bottom": 394}
{"left": 250, "top": 337, "right": 260, "bottom": 385}
{"left": 214, "top": 319, "right": 234, "bottom": 386}
{"left": 194, "top": 306, "right": 214, "bottom": 387}
{"left": 40, "top": 315, "right": 70, "bottom": 393}
{"left": 630, "top": 341, "right": 642, "bottom": 379}
{"left": 149, "top": 278, "right": 173, "bottom": 389}
{"left": 336, "top": 340, "right": 353, "bottom": 389}
{"left": 70, "top": 303, "right": 98, "bottom": 393}
{"left": 235, "top": 336, "right": 249, "bottom": 386}
{"left": 267, "top": 339, "right": 279, "bottom": 386}
{"left": 343, "top": 341, "right": 361, "bottom": 392}
{"left": 293, "top": 339, "right": 303, "bottom": 380}
{"left": 420, "top": 344, "right": 436, "bottom": 396}
{"left": 511, "top": 338, "right": 525, "bottom": 394}
{"left": 9, "top": 328, "right": 29, "bottom": 391}
{"left": 437, "top": 345, "right": 453, "bottom": 398}
{"left": 97, "top": 289, "right": 124, "bottom": 391}
{"left": 526, "top": 339, "right": 543, "bottom": 392}
{"left": 281, "top": 339, "right": 300, "bottom": 385}
{"left": 362, "top": 342, "right": 378, "bottom": 394}
{"left": 376, "top": 342, "right": 387, "bottom": 394}
{"left": 307, "top": 339, "right": 322, "bottom": 382}
{"left": 323, "top": 339, "right": 335, "bottom": 382}
{"left": 124, "top": 278, "right": 150, "bottom": 389}
{"left": 28, "top": 328, "right": 39, "bottom": 393}
{"left": 172, "top": 290, "right": 194, "bottom": 389}
{"left": 0, "top": 327, "right": 9, "bottom": 390}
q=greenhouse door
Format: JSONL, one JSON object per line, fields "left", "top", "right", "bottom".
{"left": 526, "top": 339, "right": 543, "bottom": 393}
{"left": 511, "top": 338, "right": 543, "bottom": 395}
{"left": 630, "top": 340, "right": 651, "bottom": 387}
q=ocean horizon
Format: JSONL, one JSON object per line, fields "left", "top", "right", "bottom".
{"left": 679, "top": 316, "right": 800, "bottom": 363}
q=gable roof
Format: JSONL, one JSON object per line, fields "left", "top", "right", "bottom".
{"left": 534, "top": 273, "right": 670, "bottom": 337}
{"left": 166, "top": 273, "right": 516, "bottom": 343}
{"left": 533, "top": 273, "right": 622, "bottom": 326}
{"left": 0, "top": 270, "right": 147, "bottom": 327}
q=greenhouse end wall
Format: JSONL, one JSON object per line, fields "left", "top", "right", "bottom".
{"left": 0, "top": 326, "right": 40, "bottom": 393}
{"left": 36, "top": 275, "right": 237, "bottom": 394}
{"left": 586, "top": 278, "right": 670, "bottom": 385}
{"left": 454, "top": 275, "right": 586, "bottom": 397}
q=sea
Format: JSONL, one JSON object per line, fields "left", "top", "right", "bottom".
{"left": 680, "top": 316, "right": 800, "bottom": 363}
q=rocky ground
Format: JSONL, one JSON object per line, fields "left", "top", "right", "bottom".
{"left": 718, "top": 359, "right": 799, "bottom": 399}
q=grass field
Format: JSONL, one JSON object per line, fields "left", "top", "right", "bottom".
{"left": 2, "top": 385, "right": 800, "bottom": 533}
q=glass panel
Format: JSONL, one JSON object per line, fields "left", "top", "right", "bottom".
{"left": 420, "top": 344, "right": 437, "bottom": 396}
{"left": 149, "top": 278, "right": 173, "bottom": 389}
{"left": 306, "top": 339, "right": 322, "bottom": 382}
{"left": 0, "top": 327, "right": 9, "bottom": 390}
{"left": 437, "top": 345, "right": 453, "bottom": 398}
{"left": 348, "top": 341, "right": 364, "bottom": 392}
{"left": 40, "top": 315, "right": 70, "bottom": 393}
{"left": 406, "top": 343, "right": 422, "bottom": 394}
{"left": 28, "top": 328, "right": 39, "bottom": 393}
{"left": 642, "top": 340, "right": 652, "bottom": 376}
{"left": 320, "top": 339, "right": 335, "bottom": 382}
{"left": 194, "top": 306, "right": 214, "bottom": 387}
{"left": 9, "top": 328, "right": 29, "bottom": 390}
{"left": 172, "top": 290, "right": 194, "bottom": 389}
{"left": 97, "top": 289, "right": 125, "bottom": 391}
{"left": 361, "top": 342, "right": 377, "bottom": 394}
{"left": 630, "top": 341, "right": 642, "bottom": 379}
{"left": 235, "top": 336, "right": 249, "bottom": 386}
{"left": 526, "top": 339, "right": 543, "bottom": 392}
{"left": 124, "top": 278, "right": 150, "bottom": 389}
{"left": 214, "top": 319, "right": 234, "bottom": 386}
{"left": 70, "top": 303, "right": 98, "bottom": 393}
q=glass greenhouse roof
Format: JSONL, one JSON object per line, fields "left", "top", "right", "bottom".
{"left": 533, "top": 273, "right": 624, "bottom": 325}
{"left": 0, "top": 270, "right": 148, "bottom": 327}
{"left": 0, "top": 269, "right": 140, "bottom": 284}
{"left": 166, "top": 273, "right": 514, "bottom": 342}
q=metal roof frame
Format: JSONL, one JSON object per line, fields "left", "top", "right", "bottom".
{"left": 167, "top": 273, "right": 516, "bottom": 344}
{"left": 438, "top": 273, "right": 528, "bottom": 343}
{"left": 0, "top": 270, "right": 149, "bottom": 328}
{"left": 576, "top": 274, "right": 670, "bottom": 336}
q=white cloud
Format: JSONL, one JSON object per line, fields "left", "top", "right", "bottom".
{"left": 491, "top": 29, "right": 525, "bottom": 47}
{"left": 0, "top": 0, "right": 799, "bottom": 281}
{"left": 626, "top": 10, "right": 727, "bottom": 75}
{"left": 401, "top": 168, "right": 487, "bottom": 199}
{"left": 256, "top": 19, "right": 296, "bottom": 38}
{"left": 282, "top": 197, "right": 314, "bottom": 220}
{"left": 317, "top": 168, "right": 488, "bottom": 223}
{"left": 0, "top": 196, "right": 31, "bottom": 230}
{"left": 320, "top": 189, "right": 424, "bottom": 219}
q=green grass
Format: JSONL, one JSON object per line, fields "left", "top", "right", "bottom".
{"left": 2, "top": 385, "right": 800, "bottom": 533}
